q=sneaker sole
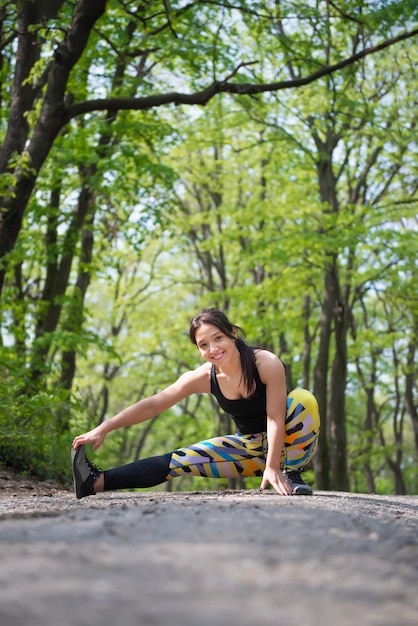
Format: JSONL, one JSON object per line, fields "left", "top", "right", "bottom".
{"left": 71, "top": 445, "right": 88, "bottom": 499}
{"left": 292, "top": 485, "right": 313, "bottom": 495}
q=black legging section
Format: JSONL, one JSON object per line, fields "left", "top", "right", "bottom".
{"left": 103, "top": 453, "right": 171, "bottom": 491}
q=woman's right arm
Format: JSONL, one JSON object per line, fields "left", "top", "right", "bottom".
{"left": 72, "top": 364, "right": 210, "bottom": 451}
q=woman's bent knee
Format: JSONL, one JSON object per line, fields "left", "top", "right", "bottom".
{"left": 287, "top": 388, "right": 320, "bottom": 429}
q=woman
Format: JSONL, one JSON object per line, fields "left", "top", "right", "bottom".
{"left": 72, "top": 308, "right": 320, "bottom": 498}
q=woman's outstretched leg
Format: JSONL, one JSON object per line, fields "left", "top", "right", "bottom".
{"left": 72, "top": 433, "right": 267, "bottom": 499}
{"left": 72, "top": 446, "right": 173, "bottom": 499}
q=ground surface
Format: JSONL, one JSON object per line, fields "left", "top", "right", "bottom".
{"left": 0, "top": 468, "right": 417, "bottom": 626}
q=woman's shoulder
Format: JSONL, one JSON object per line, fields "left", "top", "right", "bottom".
{"left": 176, "top": 362, "right": 212, "bottom": 392}
{"left": 254, "top": 349, "right": 285, "bottom": 382}
{"left": 254, "top": 348, "right": 281, "bottom": 364}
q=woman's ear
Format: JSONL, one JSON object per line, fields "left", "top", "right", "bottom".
{"left": 232, "top": 326, "right": 238, "bottom": 338}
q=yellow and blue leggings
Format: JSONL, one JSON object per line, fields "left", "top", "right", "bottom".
{"left": 103, "top": 389, "right": 320, "bottom": 491}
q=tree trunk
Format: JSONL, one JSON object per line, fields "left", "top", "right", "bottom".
{"left": 311, "top": 127, "right": 349, "bottom": 491}
{"left": 363, "top": 386, "right": 377, "bottom": 494}
{"left": 28, "top": 184, "right": 95, "bottom": 385}
{"left": 328, "top": 265, "right": 350, "bottom": 491}
{"left": 0, "top": 0, "right": 108, "bottom": 294}
{"left": 312, "top": 269, "right": 334, "bottom": 489}
{"left": 302, "top": 295, "right": 311, "bottom": 390}
{"left": 404, "top": 315, "right": 418, "bottom": 455}
{"left": 60, "top": 215, "right": 94, "bottom": 391}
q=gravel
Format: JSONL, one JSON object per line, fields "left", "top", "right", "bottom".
{"left": 0, "top": 482, "right": 417, "bottom": 626}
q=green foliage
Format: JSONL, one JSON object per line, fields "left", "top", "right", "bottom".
{"left": 0, "top": 374, "right": 75, "bottom": 482}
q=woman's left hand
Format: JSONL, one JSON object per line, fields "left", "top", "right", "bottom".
{"left": 259, "top": 467, "right": 293, "bottom": 496}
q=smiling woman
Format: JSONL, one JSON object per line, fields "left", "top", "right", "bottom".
{"left": 72, "top": 308, "right": 320, "bottom": 499}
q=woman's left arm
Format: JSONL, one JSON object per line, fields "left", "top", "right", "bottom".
{"left": 257, "top": 352, "right": 293, "bottom": 496}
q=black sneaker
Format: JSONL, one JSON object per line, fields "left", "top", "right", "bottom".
{"left": 71, "top": 445, "right": 102, "bottom": 499}
{"left": 284, "top": 469, "right": 313, "bottom": 495}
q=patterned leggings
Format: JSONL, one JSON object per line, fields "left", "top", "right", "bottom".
{"left": 103, "top": 389, "right": 320, "bottom": 492}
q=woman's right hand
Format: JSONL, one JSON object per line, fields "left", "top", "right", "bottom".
{"left": 72, "top": 426, "right": 106, "bottom": 451}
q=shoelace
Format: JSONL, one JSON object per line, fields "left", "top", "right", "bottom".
{"left": 284, "top": 470, "right": 304, "bottom": 484}
{"left": 86, "top": 459, "right": 101, "bottom": 478}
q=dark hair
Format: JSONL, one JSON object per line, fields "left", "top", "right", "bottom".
{"left": 189, "top": 308, "right": 258, "bottom": 395}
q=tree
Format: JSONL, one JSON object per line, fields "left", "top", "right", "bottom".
{"left": 1, "top": 0, "right": 416, "bottom": 293}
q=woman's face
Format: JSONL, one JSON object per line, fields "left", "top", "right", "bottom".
{"left": 194, "top": 323, "right": 238, "bottom": 367}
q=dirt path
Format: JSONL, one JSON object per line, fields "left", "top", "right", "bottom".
{"left": 0, "top": 487, "right": 417, "bottom": 626}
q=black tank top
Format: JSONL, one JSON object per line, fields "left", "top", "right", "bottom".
{"left": 210, "top": 364, "right": 267, "bottom": 434}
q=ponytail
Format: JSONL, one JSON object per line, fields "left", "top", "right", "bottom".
{"left": 236, "top": 337, "right": 258, "bottom": 396}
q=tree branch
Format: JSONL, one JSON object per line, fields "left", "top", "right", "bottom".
{"left": 66, "top": 27, "right": 418, "bottom": 121}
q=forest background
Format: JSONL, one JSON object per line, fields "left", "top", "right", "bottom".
{"left": 0, "top": 0, "right": 417, "bottom": 495}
